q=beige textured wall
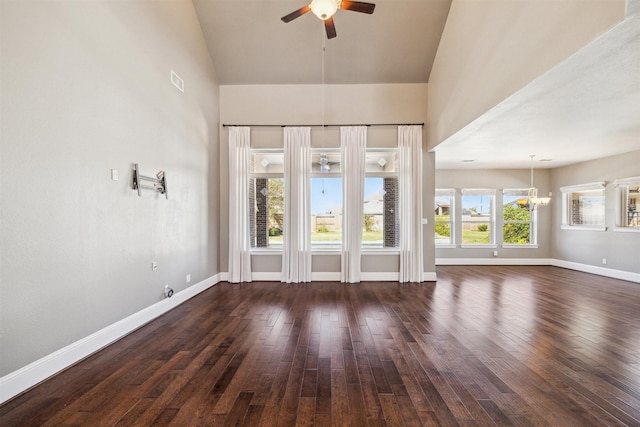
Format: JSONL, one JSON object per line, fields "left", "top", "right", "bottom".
{"left": 0, "top": 1, "right": 220, "bottom": 375}
{"left": 427, "top": 0, "right": 625, "bottom": 150}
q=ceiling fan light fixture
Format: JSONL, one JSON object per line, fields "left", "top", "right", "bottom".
{"left": 310, "top": 0, "right": 339, "bottom": 20}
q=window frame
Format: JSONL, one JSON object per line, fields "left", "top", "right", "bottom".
{"left": 435, "top": 188, "right": 456, "bottom": 248}
{"left": 362, "top": 149, "right": 399, "bottom": 252}
{"left": 560, "top": 182, "right": 606, "bottom": 231}
{"left": 249, "top": 149, "right": 285, "bottom": 252}
{"left": 310, "top": 149, "right": 343, "bottom": 251}
{"left": 461, "top": 189, "right": 496, "bottom": 248}
{"left": 502, "top": 188, "right": 537, "bottom": 248}
{"left": 613, "top": 176, "right": 640, "bottom": 232}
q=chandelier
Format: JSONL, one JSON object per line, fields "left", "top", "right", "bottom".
{"left": 527, "top": 155, "right": 551, "bottom": 209}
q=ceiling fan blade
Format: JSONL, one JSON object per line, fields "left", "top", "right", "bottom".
{"left": 340, "top": 0, "right": 376, "bottom": 14}
{"left": 325, "top": 17, "right": 337, "bottom": 39}
{"left": 281, "top": 6, "right": 311, "bottom": 23}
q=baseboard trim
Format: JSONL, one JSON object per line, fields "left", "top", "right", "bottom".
{"left": 224, "top": 271, "right": 437, "bottom": 283}
{"left": 436, "top": 258, "right": 553, "bottom": 266}
{"left": 551, "top": 259, "right": 640, "bottom": 283}
{"left": 0, "top": 273, "right": 223, "bottom": 405}
{"left": 423, "top": 272, "right": 438, "bottom": 282}
{"left": 436, "top": 258, "right": 639, "bottom": 283}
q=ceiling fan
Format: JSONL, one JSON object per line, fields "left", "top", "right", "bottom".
{"left": 281, "top": 0, "right": 376, "bottom": 39}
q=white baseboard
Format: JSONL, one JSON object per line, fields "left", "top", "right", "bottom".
{"left": 0, "top": 274, "right": 223, "bottom": 405}
{"left": 224, "top": 271, "right": 437, "bottom": 283}
{"left": 435, "top": 258, "right": 640, "bottom": 284}
{"left": 423, "top": 272, "right": 437, "bottom": 282}
{"left": 436, "top": 258, "right": 553, "bottom": 266}
{"left": 551, "top": 259, "right": 640, "bottom": 283}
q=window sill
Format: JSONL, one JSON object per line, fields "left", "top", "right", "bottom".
{"left": 501, "top": 244, "right": 538, "bottom": 249}
{"left": 252, "top": 249, "right": 401, "bottom": 255}
{"left": 613, "top": 227, "right": 640, "bottom": 233}
{"left": 436, "top": 244, "right": 456, "bottom": 249}
{"left": 561, "top": 225, "right": 607, "bottom": 231}
{"left": 312, "top": 250, "right": 341, "bottom": 255}
{"left": 251, "top": 249, "right": 282, "bottom": 255}
{"left": 461, "top": 244, "right": 497, "bottom": 249}
{"left": 361, "top": 249, "right": 400, "bottom": 255}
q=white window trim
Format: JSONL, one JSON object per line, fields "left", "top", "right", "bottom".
{"left": 559, "top": 181, "right": 605, "bottom": 193}
{"left": 613, "top": 176, "right": 640, "bottom": 231}
{"left": 363, "top": 148, "right": 399, "bottom": 251}
{"left": 435, "top": 188, "right": 456, "bottom": 247}
{"left": 250, "top": 149, "right": 285, "bottom": 251}
{"left": 613, "top": 176, "right": 640, "bottom": 187}
{"left": 310, "top": 149, "right": 342, "bottom": 250}
{"left": 560, "top": 181, "right": 606, "bottom": 230}
{"left": 461, "top": 189, "right": 496, "bottom": 246}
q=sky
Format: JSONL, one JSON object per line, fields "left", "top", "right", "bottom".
{"left": 310, "top": 177, "right": 383, "bottom": 214}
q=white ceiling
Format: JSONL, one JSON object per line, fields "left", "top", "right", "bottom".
{"left": 433, "top": 12, "right": 640, "bottom": 169}
{"left": 192, "top": 1, "right": 640, "bottom": 169}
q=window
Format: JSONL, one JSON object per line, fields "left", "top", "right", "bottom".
{"left": 502, "top": 189, "right": 535, "bottom": 245}
{"left": 614, "top": 176, "right": 640, "bottom": 231}
{"left": 311, "top": 150, "right": 342, "bottom": 250}
{"left": 363, "top": 150, "right": 399, "bottom": 249}
{"left": 461, "top": 189, "right": 495, "bottom": 246}
{"left": 560, "top": 182, "right": 606, "bottom": 230}
{"left": 435, "top": 189, "right": 455, "bottom": 246}
{"left": 250, "top": 150, "right": 284, "bottom": 249}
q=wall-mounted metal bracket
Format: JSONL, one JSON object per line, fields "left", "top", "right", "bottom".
{"left": 132, "top": 163, "right": 168, "bottom": 199}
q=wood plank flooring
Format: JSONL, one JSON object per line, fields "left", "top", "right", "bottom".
{"left": 2, "top": 266, "right": 640, "bottom": 426}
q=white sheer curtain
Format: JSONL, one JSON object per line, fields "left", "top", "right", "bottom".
{"left": 398, "top": 125, "right": 424, "bottom": 283}
{"left": 282, "top": 127, "right": 312, "bottom": 283}
{"left": 228, "top": 127, "right": 252, "bottom": 283}
{"left": 341, "top": 126, "right": 366, "bottom": 283}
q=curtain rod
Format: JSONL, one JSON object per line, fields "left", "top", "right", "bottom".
{"left": 222, "top": 123, "right": 424, "bottom": 128}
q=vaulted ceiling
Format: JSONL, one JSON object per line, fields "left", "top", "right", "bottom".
{"left": 193, "top": 1, "right": 640, "bottom": 169}
{"left": 193, "top": 0, "right": 452, "bottom": 84}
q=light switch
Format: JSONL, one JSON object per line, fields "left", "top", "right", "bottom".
{"left": 111, "top": 169, "right": 119, "bottom": 181}
{"left": 422, "top": 218, "right": 428, "bottom": 225}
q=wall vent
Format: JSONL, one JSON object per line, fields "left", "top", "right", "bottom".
{"left": 171, "top": 70, "right": 184, "bottom": 92}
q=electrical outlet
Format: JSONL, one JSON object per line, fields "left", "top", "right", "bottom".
{"left": 186, "top": 274, "right": 191, "bottom": 283}
{"left": 493, "top": 251, "right": 498, "bottom": 257}
{"left": 152, "top": 261, "right": 158, "bottom": 271}
{"left": 602, "top": 258, "right": 607, "bottom": 265}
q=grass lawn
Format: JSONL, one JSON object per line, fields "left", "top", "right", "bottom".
{"left": 462, "top": 230, "right": 490, "bottom": 244}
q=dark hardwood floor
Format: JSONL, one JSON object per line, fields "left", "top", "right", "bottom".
{"left": 2, "top": 266, "right": 640, "bottom": 426}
